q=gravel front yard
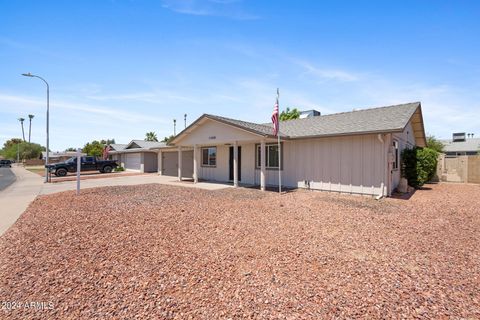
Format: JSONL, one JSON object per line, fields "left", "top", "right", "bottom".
{"left": 1, "top": 183, "right": 479, "bottom": 319}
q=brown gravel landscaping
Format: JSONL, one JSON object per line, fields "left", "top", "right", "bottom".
{"left": 1, "top": 182, "right": 479, "bottom": 319}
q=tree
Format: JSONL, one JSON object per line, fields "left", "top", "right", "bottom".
{"left": 81, "top": 139, "right": 116, "bottom": 157}
{"left": 100, "top": 139, "right": 115, "bottom": 145}
{"left": 426, "top": 135, "right": 444, "bottom": 153}
{"left": 82, "top": 140, "right": 105, "bottom": 157}
{"left": 3, "top": 138, "right": 23, "bottom": 149}
{"left": 279, "top": 108, "right": 300, "bottom": 121}
{"left": 161, "top": 135, "right": 175, "bottom": 144}
{"left": 18, "top": 118, "right": 26, "bottom": 141}
{"left": 2, "top": 141, "right": 43, "bottom": 161}
{"left": 28, "top": 114, "right": 34, "bottom": 143}
{"left": 145, "top": 132, "right": 158, "bottom": 142}
{"left": 65, "top": 147, "right": 77, "bottom": 152}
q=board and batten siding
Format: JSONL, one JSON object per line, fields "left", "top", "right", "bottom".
{"left": 391, "top": 122, "right": 416, "bottom": 190}
{"left": 255, "top": 134, "right": 388, "bottom": 195}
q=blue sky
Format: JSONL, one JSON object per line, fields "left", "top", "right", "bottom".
{"left": 1, "top": 0, "right": 479, "bottom": 151}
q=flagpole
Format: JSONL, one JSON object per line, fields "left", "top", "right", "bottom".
{"left": 277, "top": 88, "right": 282, "bottom": 194}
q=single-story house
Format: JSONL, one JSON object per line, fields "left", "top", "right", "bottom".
{"left": 167, "top": 102, "right": 427, "bottom": 197}
{"left": 108, "top": 140, "right": 164, "bottom": 172}
{"left": 440, "top": 133, "right": 479, "bottom": 156}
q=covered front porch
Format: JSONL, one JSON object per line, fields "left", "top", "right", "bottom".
{"left": 169, "top": 114, "right": 282, "bottom": 191}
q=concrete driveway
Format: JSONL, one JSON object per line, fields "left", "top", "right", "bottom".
{"left": 0, "top": 166, "right": 229, "bottom": 235}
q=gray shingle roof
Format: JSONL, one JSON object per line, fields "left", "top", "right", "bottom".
{"left": 128, "top": 140, "right": 166, "bottom": 149}
{"left": 265, "top": 102, "right": 420, "bottom": 138}
{"left": 171, "top": 102, "right": 424, "bottom": 146}
{"left": 440, "top": 138, "right": 480, "bottom": 153}
{"left": 204, "top": 114, "right": 280, "bottom": 137}
{"left": 109, "top": 144, "right": 127, "bottom": 151}
{"left": 207, "top": 102, "right": 420, "bottom": 138}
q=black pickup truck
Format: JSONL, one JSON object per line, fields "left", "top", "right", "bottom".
{"left": 47, "top": 156, "right": 118, "bottom": 177}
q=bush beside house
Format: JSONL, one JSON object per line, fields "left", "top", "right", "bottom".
{"left": 402, "top": 147, "right": 438, "bottom": 188}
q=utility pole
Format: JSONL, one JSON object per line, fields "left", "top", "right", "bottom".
{"left": 184, "top": 114, "right": 187, "bottom": 129}
{"left": 173, "top": 119, "right": 176, "bottom": 136}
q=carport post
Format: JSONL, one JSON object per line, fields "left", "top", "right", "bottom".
{"left": 193, "top": 145, "right": 198, "bottom": 183}
{"left": 157, "top": 150, "right": 162, "bottom": 175}
{"left": 233, "top": 141, "right": 238, "bottom": 187}
{"left": 177, "top": 146, "right": 182, "bottom": 181}
{"left": 260, "top": 140, "right": 266, "bottom": 191}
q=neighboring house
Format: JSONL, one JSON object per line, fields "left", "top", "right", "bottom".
{"left": 440, "top": 133, "right": 479, "bottom": 156}
{"left": 167, "top": 102, "right": 427, "bottom": 197}
{"left": 40, "top": 151, "right": 87, "bottom": 163}
{"left": 108, "top": 140, "right": 165, "bottom": 172}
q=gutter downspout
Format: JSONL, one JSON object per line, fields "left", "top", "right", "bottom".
{"left": 375, "top": 133, "right": 385, "bottom": 200}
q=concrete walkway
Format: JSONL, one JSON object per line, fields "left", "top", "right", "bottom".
{"left": 39, "top": 172, "right": 231, "bottom": 195}
{"left": 1, "top": 167, "right": 230, "bottom": 235}
{"left": 0, "top": 166, "right": 43, "bottom": 235}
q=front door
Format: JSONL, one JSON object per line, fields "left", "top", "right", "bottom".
{"left": 229, "top": 146, "right": 241, "bottom": 181}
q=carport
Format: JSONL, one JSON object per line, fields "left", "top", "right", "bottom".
{"left": 155, "top": 147, "right": 194, "bottom": 179}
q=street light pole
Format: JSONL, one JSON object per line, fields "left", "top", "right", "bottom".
{"left": 22, "top": 73, "right": 50, "bottom": 183}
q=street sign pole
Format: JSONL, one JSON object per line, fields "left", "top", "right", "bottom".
{"left": 76, "top": 148, "right": 81, "bottom": 195}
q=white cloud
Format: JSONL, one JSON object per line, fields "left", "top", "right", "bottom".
{"left": 161, "top": 0, "right": 259, "bottom": 20}
{"left": 293, "top": 59, "right": 359, "bottom": 82}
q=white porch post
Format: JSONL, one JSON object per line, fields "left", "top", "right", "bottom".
{"left": 260, "top": 139, "right": 266, "bottom": 191}
{"left": 177, "top": 146, "right": 182, "bottom": 181}
{"left": 157, "top": 150, "right": 162, "bottom": 175}
{"left": 233, "top": 141, "right": 238, "bottom": 187}
{"left": 193, "top": 144, "right": 198, "bottom": 183}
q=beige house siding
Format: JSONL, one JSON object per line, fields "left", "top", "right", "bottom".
{"left": 263, "top": 134, "right": 388, "bottom": 195}
{"left": 391, "top": 122, "right": 417, "bottom": 190}
{"left": 177, "top": 118, "right": 264, "bottom": 145}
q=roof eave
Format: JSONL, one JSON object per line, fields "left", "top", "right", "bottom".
{"left": 285, "top": 128, "right": 404, "bottom": 140}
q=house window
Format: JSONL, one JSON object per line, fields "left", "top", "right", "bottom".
{"left": 392, "top": 140, "right": 399, "bottom": 170}
{"left": 201, "top": 147, "right": 216, "bottom": 167}
{"left": 256, "top": 143, "right": 282, "bottom": 169}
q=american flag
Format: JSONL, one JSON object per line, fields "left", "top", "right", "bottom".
{"left": 271, "top": 98, "right": 279, "bottom": 136}
{"left": 102, "top": 145, "right": 111, "bottom": 160}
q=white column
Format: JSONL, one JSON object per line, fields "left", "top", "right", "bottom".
{"left": 260, "top": 140, "right": 266, "bottom": 191}
{"left": 233, "top": 141, "right": 238, "bottom": 187}
{"left": 157, "top": 150, "right": 162, "bottom": 175}
{"left": 193, "top": 145, "right": 198, "bottom": 183}
{"left": 178, "top": 146, "right": 182, "bottom": 181}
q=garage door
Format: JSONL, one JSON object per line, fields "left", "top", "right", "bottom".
{"left": 162, "top": 151, "right": 194, "bottom": 178}
{"left": 125, "top": 153, "right": 141, "bottom": 171}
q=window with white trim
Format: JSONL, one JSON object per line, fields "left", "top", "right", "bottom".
{"left": 256, "top": 143, "right": 282, "bottom": 169}
{"left": 201, "top": 147, "right": 216, "bottom": 167}
{"left": 392, "top": 140, "right": 399, "bottom": 170}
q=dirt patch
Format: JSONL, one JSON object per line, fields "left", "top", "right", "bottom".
{"left": 1, "top": 183, "right": 479, "bottom": 319}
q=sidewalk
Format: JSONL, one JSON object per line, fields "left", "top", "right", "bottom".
{"left": 0, "top": 166, "right": 43, "bottom": 235}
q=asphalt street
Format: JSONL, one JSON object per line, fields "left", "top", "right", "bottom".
{"left": 0, "top": 167, "right": 16, "bottom": 191}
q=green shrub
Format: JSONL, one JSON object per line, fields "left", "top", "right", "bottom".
{"left": 401, "top": 147, "right": 438, "bottom": 188}
{"left": 114, "top": 166, "right": 125, "bottom": 172}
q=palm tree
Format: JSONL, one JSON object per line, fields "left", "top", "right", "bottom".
{"left": 28, "top": 114, "right": 34, "bottom": 143}
{"left": 145, "top": 131, "right": 158, "bottom": 142}
{"left": 18, "top": 117, "right": 26, "bottom": 141}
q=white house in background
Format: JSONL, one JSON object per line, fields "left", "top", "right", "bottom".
{"left": 165, "top": 102, "right": 426, "bottom": 197}
{"left": 109, "top": 140, "right": 164, "bottom": 172}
